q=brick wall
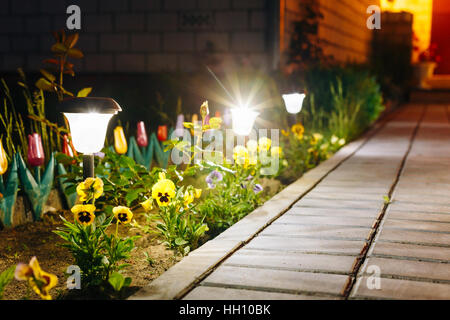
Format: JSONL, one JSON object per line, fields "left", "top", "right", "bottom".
{"left": 0, "top": 0, "right": 273, "bottom": 73}
{"left": 0, "top": 0, "right": 380, "bottom": 74}
{"left": 280, "top": 0, "right": 380, "bottom": 65}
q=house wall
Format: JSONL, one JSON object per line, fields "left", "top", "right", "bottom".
{"left": 380, "top": 0, "right": 433, "bottom": 62}
{"left": 279, "top": 0, "right": 380, "bottom": 66}
{"left": 0, "top": 0, "right": 274, "bottom": 73}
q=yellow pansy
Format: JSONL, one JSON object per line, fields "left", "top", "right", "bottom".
{"left": 183, "top": 190, "right": 194, "bottom": 206}
{"left": 209, "top": 117, "right": 222, "bottom": 129}
{"left": 270, "top": 146, "right": 282, "bottom": 158}
{"left": 233, "top": 145, "right": 249, "bottom": 167}
{"left": 291, "top": 123, "right": 304, "bottom": 140}
{"left": 194, "top": 188, "right": 202, "bottom": 198}
{"left": 76, "top": 177, "right": 103, "bottom": 203}
{"left": 310, "top": 133, "right": 323, "bottom": 145}
{"left": 158, "top": 172, "right": 167, "bottom": 180}
{"left": 71, "top": 204, "right": 96, "bottom": 226}
{"left": 281, "top": 129, "right": 289, "bottom": 137}
{"left": 15, "top": 256, "right": 58, "bottom": 300}
{"left": 141, "top": 198, "right": 153, "bottom": 212}
{"left": 258, "top": 137, "right": 271, "bottom": 152}
{"left": 113, "top": 206, "right": 133, "bottom": 224}
{"left": 152, "top": 176, "right": 176, "bottom": 207}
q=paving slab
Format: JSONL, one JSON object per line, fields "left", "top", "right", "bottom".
{"left": 245, "top": 236, "right": 365, "bottom": 255}
{"left": 386, "top": 210, "right": 450, "bottom": 223}
{"left": 285, "top": 207, "right": 381, "bottom": 219}
{"left": 274, "top": 214, "right": 376, "bottom": 228}
{"left": 370, "top": 241, "right": 450, "bottom": 261}
{"left": 351, "top": 277, "right": 450, "bottom": 300}
{"left": 361, "top": 257, "right": 450, "bottom": 282}
{"left": 260, "top": 224, "right": 371, "bottom": 241}
{"left": 224, "top": 249, "right": 356, "bottom": 274}
{"left": 202, "top": 265, "right": 349, "bottom": 296}
{"left": 184, "top": 286, "right": 340, "bottom": 300}
{"left": 377, "top": 228, "right": 450, "bottom": 246}
{"left": 388, "top": 201, "right": 450, "bottom": 214}
{"left": 310, "top": 185, "right": 388, "bottom": 195}
{"left": 382, "top": 219, "right": 450, "bottom": 233}
{"left": 294, "top": 198, "right": 385, "bottom": 210}
{"left": 302, "top": 191, "right": 387, "bottom": 201}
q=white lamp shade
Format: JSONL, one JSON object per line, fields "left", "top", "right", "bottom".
{"left": 64, "top": 112, "right": 115, "bottom": 154}
{"left": 231, "top": 108, "right": 259, "bottom": 136}
{"left": 282, "top": 93, "right": 305, "bottom": 114}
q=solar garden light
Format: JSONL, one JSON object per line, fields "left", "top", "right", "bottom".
{"left": 59, "top": 97, "right": 122, "bottom": 179}
{"left": 231, "top": 107, "right": 259, "bottom": 136}
{"left": 282, "top": 92, "right": 305, "bottom": 114}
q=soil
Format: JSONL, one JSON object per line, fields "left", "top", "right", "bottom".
{"left": 0, "top": 209, "right": 181, "bottom": 300}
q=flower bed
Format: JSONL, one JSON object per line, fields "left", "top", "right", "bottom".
{"left": 0, "top": 31, "right": 385, "bottom": 300}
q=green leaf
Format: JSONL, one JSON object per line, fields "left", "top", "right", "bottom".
{"left": 108, "top": 272, "right": 125, "bottom": 292}
{"left": 51, "top": 42, "right": 68, "bottom": 54}
{"left": 77, "top": 87, "right": 92, "bottom": 97}
{"left": 35, "top": 78, "right": 55, "bottom": 92}
{"left": 125, "top": 190, "right": 140, "bottom": 206}
{"left": 0, "top": 265, "right": 15, "bottom": 299}
{"left": 175, "top": 238, "right": 188, "bottom": 246}
{"left": 123, "top": 277, "right": 132, "bottom": 288}
{"left": 67, "top": 48, "right": 84, "bottom": 59}
{"left": 39, "top": 69, "right": 56, "bottom": 82}
{"left": 65, "top": 33, "right": 79, "bottom": 48}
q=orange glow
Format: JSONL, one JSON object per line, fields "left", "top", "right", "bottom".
{"left": 381, "top": 0, "right": 433, "bottom": 62}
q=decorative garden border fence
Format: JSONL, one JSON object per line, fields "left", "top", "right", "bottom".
{"left": 0, "top": 129, "right": 172, "bottom": 228}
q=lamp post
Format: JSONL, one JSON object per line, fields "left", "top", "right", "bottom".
{"left": 230, "top": 107, "right": 259, "bottom": 136}
{"left": 59, "top": 97, "right": 122, "bottom": 179}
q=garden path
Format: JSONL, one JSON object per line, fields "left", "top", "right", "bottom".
{"left": 132, "top": 104, "right": 450, "bottom": 300}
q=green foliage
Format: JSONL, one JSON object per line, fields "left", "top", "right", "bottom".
{"left": 0, "top": 78, "right": 28, "bottom": 157}
{"left": 0, "top": 155, "right": 20, "bottom": 227}
{"left": 16, "top": 152, "right": 55, "bottom": 221}
{"left": 108, "top": 272, "right": 132, "bottom": 292}
{"left": 197, "top": 165, "right": 263, "bottom": 233}
{"left": 141, "top": 185, "right": 208, "bottom": 256}
{"left": 54, "top": 213, "right": 138, "bottom": 290}
{"left": 57, "top": 149, "right": 185, "bottom": 211}
{"left": 35, "top": 29, "right": 91, "bottom": 102}
{"left": 0, "top": 265, "right": 15, "bottom": 299}
{"left": 302, "top": 65, "right": 384, "bottom": 141}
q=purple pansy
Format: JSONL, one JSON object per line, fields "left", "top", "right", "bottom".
{"left": 205, "top": 170, "right": 223, "bottom": 189}
{"left": 253, "top": 184, "right": 263, "bottom": 194}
